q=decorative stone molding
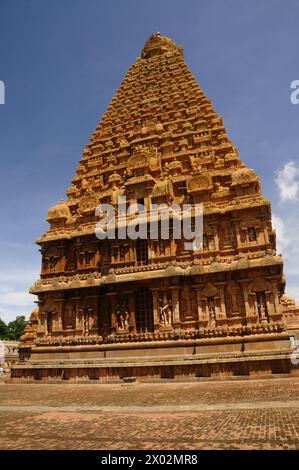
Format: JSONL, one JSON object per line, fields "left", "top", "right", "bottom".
{"left": 187, "top": 172, "right": 213, "bottom": 194}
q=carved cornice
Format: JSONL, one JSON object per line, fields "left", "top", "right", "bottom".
{"left": 30, "top": 254, "right": 283, "bottom": 294}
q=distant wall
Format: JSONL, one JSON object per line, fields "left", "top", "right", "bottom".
{"left": 0, "top": 341, "right": 19, "bottom": 368}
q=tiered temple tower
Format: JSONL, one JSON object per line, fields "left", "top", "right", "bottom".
{"left": 14, "top": 33, "right": 298, "bottom": 382}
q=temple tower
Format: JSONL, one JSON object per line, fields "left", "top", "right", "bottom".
{"left": 14, "top": 33, "right": 297, "bottom": 382}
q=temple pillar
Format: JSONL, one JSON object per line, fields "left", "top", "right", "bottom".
{"left": 239, "top": 281, "right": 251, "bottom": 318}
{"left": 54, "top": 299, "right": 63, "bottom": 332}
{"left": 40, "top": 312, "right": 47, "bottom": 336}
{"left": 89, "top": 295, "right": 98, "bottom": 334}
{"left": 96, "top": 295, "right": 102, "bottom": 335}
{"left": 106, "top": 292, "right": 117, "bottom": 334}
{"left": 270, "top": 280, "right": 280, "bottom": 316}
{"left": 251, "top": 293, "right": 259, "bottom": 319}
{"left": 170, "top": 236, "right": 176, "bottom": 257}
{"left": 128, "top": 292, "right": 137, "bottom": 333}
{"left": 129, "top": 240, "right": 135, "bottom": 263}
{"left": 214, "top": 296, "right": 221, "bottom": 320}
{"left": 59, "top": 244, "right": 66, "bottom": 272}
{"left": 74, "top": 299, "right": 82, "bottom": 333}
{"left": 215, "top": 282, "right": 227, "bottom": 320}
{"left": 219, "top": 287, "right": 226, "bottom": 319}
{"left": 262, "top": 223, "right": 270, "bottom": 244}
{"left": 194, "top": 287, "right": 204, "bottom": 324}
{"left": 151, "top": 288, "right": 160, "bottom": 331}
{"left": 210, "top": 223, "right": 219, "bottom": 251}
{"left": 170, "top": 287, "right": 181, "bottom": 327}
{"left": 265, "top": 291, "right": 273, "bottom": 318}
{"left": 50, "top": 307, "right": 58, "bottom": 333}
{"left": 86, "top": 306, "right": 94, "bottom": 335}
{"left": 233, "top": 221, "right": 242, "bottom": 249}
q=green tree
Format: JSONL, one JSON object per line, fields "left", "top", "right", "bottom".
{"left": 0, "top": 318, "right": 8, "bottom": 339}
{"left": 6, "top": 316, "right": 28, "bottom": 341}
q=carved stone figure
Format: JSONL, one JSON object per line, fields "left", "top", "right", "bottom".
{"left": 118, "top": 310, "right": 130, "bottom": 331}
{"left": 208, "top": 302, "right": 217, "bottom": 328}
{"left": 159, "top": 294, "right": 172, "bottom": 327}
{"left": 258, "top": 300, "right": 268, "bottom": 323}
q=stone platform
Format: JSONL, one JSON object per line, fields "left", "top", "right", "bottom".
{"left": 11, "top": 332, "right": 299, "bottom": 383}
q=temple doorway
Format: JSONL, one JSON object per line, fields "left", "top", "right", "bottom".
{"left": 135, "top": 287, "right": 153, "bottom": 333}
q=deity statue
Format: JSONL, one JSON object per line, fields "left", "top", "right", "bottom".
{"left": 258, "top": 301, "right": 268, "bottom": 323}
{"left": 107, "top": 154, "right": 118, "bottom": 166}
{"left": 116, "top": 304, "right": 130, "bottom": 331}
{"left": 159, "top": 294, "right": 172, "bottom": 327}
{"left": 80, "top": 307, "right": 93, "bottom": 336}
{"left": 208, "top": 303, "right": 216, "bottom": 328}
{"left": 81, "top": 179, "right": 89, "bottom": 191}
{"left": 83, "top": 314, "right": 89, "bottom": 335}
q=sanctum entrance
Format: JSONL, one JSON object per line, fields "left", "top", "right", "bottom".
{"left": 135, "top": 287, "right": 153, "bottom": 333}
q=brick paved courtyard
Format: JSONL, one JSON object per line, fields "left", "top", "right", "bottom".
{"left": 0, "top": 377, "right": 299, "bottom": 450}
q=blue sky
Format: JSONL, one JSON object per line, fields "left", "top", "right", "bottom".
{"left": 0, "top": 0, "right": 298, "bottom": 322}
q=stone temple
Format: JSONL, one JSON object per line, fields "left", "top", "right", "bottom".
{"left": 12, "top": 33, "right": 299, "bottom": 382}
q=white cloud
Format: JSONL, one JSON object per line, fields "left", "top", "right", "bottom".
{"left": 0, "top": 290, "right": 35, "bottom": 306}
{"left": 272, "top": 213, "right": 290, "bottom": 254}
{"left": 275, "top": 161, "right": 299, "bottom": 202}
{"left": 0, "top": 262, "right": 38, "bottom": 323}
{"left": 0, "top": 285, "right": 36, "bottom": 322}
{"left": 272, "top": 211, "right": 299, "bottom": 305}
{"left": 0, "top": 269, "right": 38, "bottom": 285}
{"left": 0, "top": 305, "right": 31, "bottom": 322}
{"left": 286, "top": 285, "right": 299, "bottom": 304}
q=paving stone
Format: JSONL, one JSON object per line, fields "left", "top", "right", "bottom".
{"left": 0, "top": 377, "right": 299, "bottom": 449}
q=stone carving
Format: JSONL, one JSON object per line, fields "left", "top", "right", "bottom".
{"left": 116, "top": 297, "right": 130, "bottom": 332}
{"left": 189, "top": 155, "right": 202, "bottom": 172}
{"left": 117, "top": 309, "right": 130, "bottom": 331}
{"left": 159, "top": 293, "right": 172, "bottom": 327}
{"left": 77, "top": 188, "right": 99, "bottom": 215}
{"left": 128, "top": 152, "right": 148, "bottom": 171}
{"left": 257, "top": 297, "right": 268, "bottom": 323}
{"left": 108, "top": 173, "right": 123, "bottom": 187}
{"left": 106, "top": 154, "right": 118, "bottom": 166}
{"left": 231, "top": 168, "right": 259, "bottom": 185}
{"left": 187, "top": 172, "right": 213, "bottom": 194}
{"left": 66, "top": 185, "right": 79, "bottom": 201}
{"left": 64, "top": 305, "right": 76, "bottom": 329}
{"left": 152, "top": 178, "right": 174, "bottom": 201}
{"left": 208, "top": 300, "right": 217, "bottom": 328}
{"left": 80, "top": 307, "right": 93, "bottom": 336}
{"left": 148, "top": 147, "right": 161, "bottom": 172}
{"left": 128, "top": 144, "right": 161, "bottom": 174}
{"left": 225, "top": 280, "right": 244, "bottom": 317}
{"left": 141, "top": 32, "right": 182, "bottom": 59}
{"left": 164, "top": 159, "right": 183, "bottom": 175}
{"left": 201, "top": 283, "right": 219, "bottom": 299}
{"left": 20, "top": 308, "right": 39, "bottom": 345}
{"left": 280, "top": 295, "right": 296, "bottom": 308}
{"left": 249, "top": 277, "right": 271, "bottom": 294}
{"left": 47, "top": 200, "right": 72, "bottom": 223}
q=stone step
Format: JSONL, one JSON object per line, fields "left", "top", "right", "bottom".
{"left": 12, "top": 348, "right": 294, "bottom": 370}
